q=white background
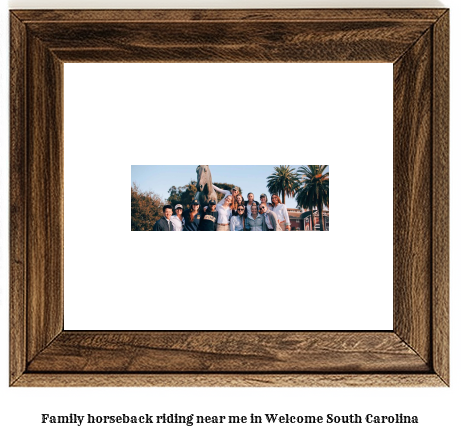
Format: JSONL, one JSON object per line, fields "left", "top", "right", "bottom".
{"left": 64, "top": 63, "right": 392, "bottom": 330}
{"left": 0, "top": 1, "right": 459, "bottom": 436}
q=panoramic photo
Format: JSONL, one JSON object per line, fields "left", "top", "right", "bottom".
{"left": 131, "top": 165, "right": 329, "bottom": 231}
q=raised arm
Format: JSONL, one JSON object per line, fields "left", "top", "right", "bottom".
{"left": 213, "top": 184, "right": 232, "bottom": 206}
{"left": 212, "top": 184, "right": 231, "bottom": 197}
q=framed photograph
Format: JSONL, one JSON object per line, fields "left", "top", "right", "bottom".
{"left": 10, "top": 9, "right": 449, "bottom": 386}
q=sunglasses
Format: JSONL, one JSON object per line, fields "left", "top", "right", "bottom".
{"left": 237, "top": 208, "right": 245, "bottom": 211}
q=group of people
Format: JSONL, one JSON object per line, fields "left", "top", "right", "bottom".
{"left": 153, "top": 185, "right": 291, "bottom": 231}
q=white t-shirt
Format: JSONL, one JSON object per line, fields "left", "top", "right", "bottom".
{"left": 216, "top": 204, "right": 232, "bottom": 224}
{"left": 272, "top": 204, "right": 291, "bottom": 225}
{"left": 170, "top": 215, "right": 185, "bottom": 231}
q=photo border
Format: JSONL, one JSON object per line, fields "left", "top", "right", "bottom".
{"left": 10, "top": 9, "right": 449, "bottom": 387}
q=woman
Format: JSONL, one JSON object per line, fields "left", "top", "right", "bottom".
{"left": 259, "top": 204, "right": 282, "bottom": 231}
{"left": 245, "top": 204, "right": 264, "bottom": 231}
{"left": 213, "top": 184, "right": 239, "bottom": 210}
{"left": 170, "top": 204, "right": 185, "bottom": 231}
{"left": 271, "top": 194, "right": 291, "bottom": 231}
{"left": 230, "top": 204, "right": 246, "bottom": 231}
{"left": 183, "top": 199, "right": 201, "bottom": 231}
{"left": 245, "top": 192, "right": 259, "bottom": 217}
{"left": 260, "top": 194, "right": 273, "bottom": 211}
{"left": 199, "top": 200, "right": 218, "bottom": 231}
{"left": 216, "top": 195, "right": 233, "bottom": 231}
{"left": 232, "top": 194, "right": 246, "bottom": 217}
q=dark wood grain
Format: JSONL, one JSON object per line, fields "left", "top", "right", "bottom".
{"left": 27, "top": 21, "right": 432, "bottom": 63}
{"left": 27, "top": 332, "right": 429, "bottom": 373}
{"left": 26, "top": 34, "right": 64, "bottom": 362}
{"left": 13, "top": 374, "right": 446, "bottom": 388}
{"left": 393, "top": 29, "right": 433, "bottom": 364}
{"left": 9, "top": 13, "right": 27, "bottom": 385}
{"left": 432, "top": 11, "right": 449, "bottom": 385}
{"left": 13, "top": 9, "right": 447, "bottom": 23}
{"left": 9, "top": 9, "right": 449, "bottom": 387}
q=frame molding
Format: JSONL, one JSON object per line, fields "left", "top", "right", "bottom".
{"left": 10, "top": 9, "right": 449, "bottom": 387}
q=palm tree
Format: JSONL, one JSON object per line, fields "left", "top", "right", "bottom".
{"left": 266, "top": 165, "right": 299, "bottom": 204}
{"left": 296, "top": 165, "right": 329, "bottom": 231}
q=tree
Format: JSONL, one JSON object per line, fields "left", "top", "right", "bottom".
{"left": 295, "top": 165, "right": 329, "bottom": 231}
{"left": 131, "top": 183, "right": 165, "bottom": 231}
{"left": 266, "top": 165, "right": 299, "bottom": 204}
{"left": 167, "top": 181, "right": 241, "bottom": 207}
{"left": 167, "top": 180, "right": 197, "bottom": 209}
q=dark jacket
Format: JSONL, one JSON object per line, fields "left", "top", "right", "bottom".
{"left": 183, "top": 209, "right": 201, "bottom": 231}
{"left": 153, "top": 216, "right": 174, "bottom": 231}
{"left": 199, "top": 210, "right": 218, "bottom": 231}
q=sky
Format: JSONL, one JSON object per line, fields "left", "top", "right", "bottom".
{"left": 131, "top": 165, "right": 329, "bottom": 209}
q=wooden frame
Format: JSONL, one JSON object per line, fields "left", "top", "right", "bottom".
{"left": 10, "top": 9, "right": 449, "bottom": 387}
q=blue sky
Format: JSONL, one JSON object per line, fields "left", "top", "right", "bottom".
{"left": 131, "top": 165, "right": 329, "bottom": 209}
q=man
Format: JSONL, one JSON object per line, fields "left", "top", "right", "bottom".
{"left": 170, "top": 204, "right": 184, "bottom": 231}
{"left": 153, "top": 205, "right": 174, "bottom": 231}
{"left": 245, "top": 192, "right": 259, "bottom": 217}
{"left": 260, "top": 204, "right": 282, "bottom": 231}
{"left": 199, "top": 200, "right": 218, "bottom": 231}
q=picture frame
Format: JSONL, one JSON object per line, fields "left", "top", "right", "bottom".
{"left": 10, "top": 9, "right": 449, "bottom": 387}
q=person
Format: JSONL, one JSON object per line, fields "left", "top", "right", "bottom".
{"left": 259, "top": 204, "right": 282, "bottom": 231}
{"left": 216, "top": 195, "right": 233, "bottom": 231}
{"left": 245, "top": 204, "right": 264, "bottom": 231}
{"left": 170, "top": 204, "right": 185, "bottom": 231}
{"left": 245, "top": 192, "right": 259, "bottom": 217}
{"left": 260, "top": 193, "right": 273, "bottom": 211}
{"left": 271, "top": 194, "right": 291, "bottom": 231}
{"left": 183, "top": 199, "right": 201, "bottom": 231}
{"left": 230, "top": 204, "right": 246, "bottom": 231}
{"left": 213, "top": 185, "right": 240, "bottom": 208}
{"left": 232, "top": 194, "right": 246, "bottom": 217}
{"left": 199, "top": 200, "right": 218, "bottom": 231}
{"left": 153, "top": 205, "right": 174, "bottom": 231}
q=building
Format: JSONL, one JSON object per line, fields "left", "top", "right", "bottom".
{"left": 287, "top": 207, "right": 329, "bottom": 231}
{"left": 287, "top": 208, "right": 305, "bottom": 231}
{"left": 300, "top": 208, "right": 329, "bottom": 231}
